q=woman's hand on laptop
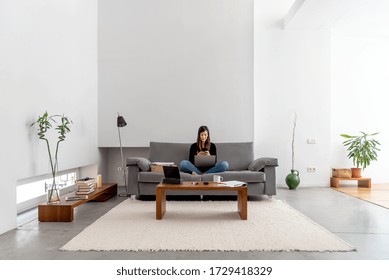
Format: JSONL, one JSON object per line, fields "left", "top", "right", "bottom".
{"left": 198, "top": 151, "right": 210, "bottom": 156}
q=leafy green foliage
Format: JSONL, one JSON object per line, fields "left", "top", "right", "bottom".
{"left": 340, "top": 132, "right": 380, "bottom": 169}
{"left": 31, "top": 112, "right": 72, "bottom": 200}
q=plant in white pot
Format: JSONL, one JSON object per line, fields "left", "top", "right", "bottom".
{"left": 31, "top": 111, "right": 72, "bottom": 203}
{"left": 340, "top": 132, "right": 380, "bottom": 178}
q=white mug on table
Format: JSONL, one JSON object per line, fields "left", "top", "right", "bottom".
{"left": 213, "top": 175, "right": 223, "bottom": 183}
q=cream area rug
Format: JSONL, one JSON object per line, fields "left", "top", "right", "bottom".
{"left": 61, "top": 199, "right": 355, "bottom": 252}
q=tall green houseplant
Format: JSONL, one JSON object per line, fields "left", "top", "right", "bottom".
{"left": 31, "top": 111, "right": 72, "bottom": 203}
{"left": 340, "top": 131, "right": 380, "bottom": 177}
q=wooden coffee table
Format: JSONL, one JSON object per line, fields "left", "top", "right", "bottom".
{"left": 156, "top": 181, "right": 247, "bottom": 220}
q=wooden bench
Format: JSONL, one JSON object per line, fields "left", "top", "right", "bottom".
{"left": 330, "top": 177, "right": 371, "bottom": 188}
{"left": 38, "top": 183, "right": 117, "bottom": 222}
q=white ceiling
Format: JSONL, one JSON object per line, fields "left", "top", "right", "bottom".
{"left": 284, "top": 0, "right": 389, "bottom": 34}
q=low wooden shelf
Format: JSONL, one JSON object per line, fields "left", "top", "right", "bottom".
{"left": 330, "top": 177, "right": 371, "bottom": 188}
{"left": 38, "top": 183, "right": 117, "bottom": 222}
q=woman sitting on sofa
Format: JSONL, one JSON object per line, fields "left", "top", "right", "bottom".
{"left": 180, "top": 125, "right": 229, "bottom": 175}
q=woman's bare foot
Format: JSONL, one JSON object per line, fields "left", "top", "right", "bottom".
{"left": 192, "top": 171, "right": 199, "bottom": 175}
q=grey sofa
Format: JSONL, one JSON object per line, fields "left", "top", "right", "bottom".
{"left": 127, "top": 142, "right": 278, "bottom": 198}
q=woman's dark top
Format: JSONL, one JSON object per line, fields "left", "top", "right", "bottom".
{"left": 189, "top": 142, "right": 217, "bottom": 173}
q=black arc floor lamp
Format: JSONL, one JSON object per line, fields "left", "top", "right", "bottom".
{"left": 117, "top": 113, "right": 130, "bottom": 197}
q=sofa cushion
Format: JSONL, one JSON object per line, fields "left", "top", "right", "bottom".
{"left": 126, "top": 157, "right": 151, "bottom": 171}
{"left": 149, "top": 142, "right": 191, "bottom": 166}
{"left": 138, "top": 171, "right": 199, "bottom": 183}
{"left": 138, "top": 170, "right": 265, "bottom": 183}
{"left": 248, "top": 157, "right": 279, "bottom": 171}
{"left": 138, "top": 172, "right": 163, "bottom": 183}
{"left": 216, "top": 142, "right": 254, "bottom": 170}
{"left": 202, "top": 171, "right": 265, "bottom": 183}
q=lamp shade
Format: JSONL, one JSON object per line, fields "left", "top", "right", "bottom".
{"left": 117, "top": 115, "right": 127, "bottom": 127}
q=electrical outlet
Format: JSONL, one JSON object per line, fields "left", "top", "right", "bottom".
{"left": 117, "top": 167, "right": 123, "bottom": 172}
{"left": 307, "top": 167, "right": 316, "bottom": 172}
{"left": 307, "top": 139, "right": 316, "bottom": 144}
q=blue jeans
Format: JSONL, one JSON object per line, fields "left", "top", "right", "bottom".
{"left": 180, "top": 160, "right": 229, "bottom": 175}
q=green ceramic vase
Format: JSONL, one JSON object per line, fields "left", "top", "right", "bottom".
{"left": 285, "top": 169, "right": 300, "bottom": 190}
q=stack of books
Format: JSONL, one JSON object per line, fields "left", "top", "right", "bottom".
{"left": 65, "top": 194, "right": 89, "bottom": 201}
{"left": 75, "top": 177, "right": 96, "bottom": 195}
{"left": 150, "top": 162, "right": 176, "bottom": 172}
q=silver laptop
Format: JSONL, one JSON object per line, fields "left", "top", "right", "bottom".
{"left": 194, "top": 155, "right": 216, "bottom": 168}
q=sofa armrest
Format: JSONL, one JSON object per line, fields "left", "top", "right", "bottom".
{"left": 126, "top": 157, "right": 151, "bottom": 196}
{"left": 249, "top": 158, "right": 278, "bottom": 196}
{"left": 126, "top": 157, "right": 151, "bottom": 171}
{"left": 248, "top": 157, "right": 278, "bottom": 172}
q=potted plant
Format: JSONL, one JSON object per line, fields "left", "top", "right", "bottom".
{"left": 31, "top": 111, "right": 72, "bottom": 203}
{"left": 285, "top": 111, "right": 300, "bottom": 189}
{"left": 340, "top": 131, "right": 380, "bottom": 178}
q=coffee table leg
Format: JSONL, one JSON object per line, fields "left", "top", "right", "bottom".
{"left": 237, "top": 189, "right": 247, "bottom": 220}
{"left": 156, "top": 188, "right": 166, "bottom": 220}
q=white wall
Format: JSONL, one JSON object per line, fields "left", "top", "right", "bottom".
{"left": 331, "top": 0, "right": 389, "bottom": 182}
{"left": 0, "top": 90, "right": 17, "bottom": 234}
{"left": 254, "top": 0, "right": 389, "bottom": 187}
{"left": 254, "top": 1, "right": 332, "bottom": 187}
{"left": 98, "top": 0, "right": 254, "bottom": 147}
{"left": 0, "top": 0, "right": 98, "bottom": 235}
{"left": 105, "top": 147, "right": 149, "bottom": 187}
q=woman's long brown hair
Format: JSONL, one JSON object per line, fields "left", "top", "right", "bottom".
{"left": 196, "top": 125, "right": 211, "bottom": 152}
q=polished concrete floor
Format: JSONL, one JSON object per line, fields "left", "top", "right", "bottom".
{"left": 1, "top": 186, "right": 389, "bottom": 260}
